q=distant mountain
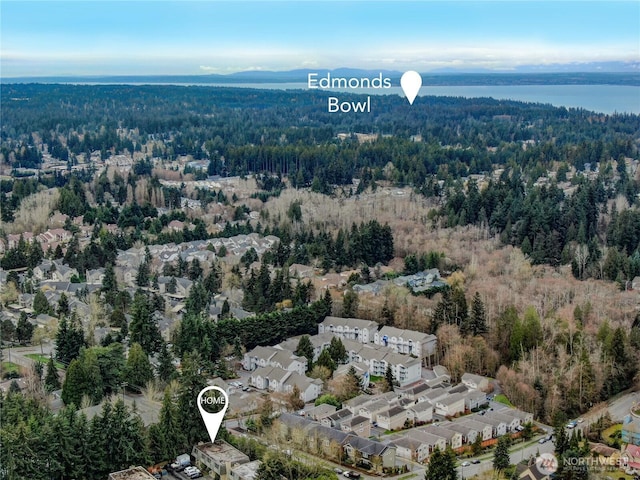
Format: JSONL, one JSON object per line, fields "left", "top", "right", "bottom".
{"left": 3, "top": 64, "right": 639, "bottom": 86}
{"left": 428, "top": 61, "right": 639, "bottom": 74}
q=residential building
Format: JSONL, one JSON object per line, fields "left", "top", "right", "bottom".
{"left": 322, "top": 409, "right": 353, "bottom": 429}
{"left": 435, "top": 393, "right": 466, "bottom": 417}
{"left": 484, "top": 411, "right": 521, "bottom": 432}
{"left": 108, "top": 467, "right": 156, "bottom": 480}
{"left": 423, "top": 425, "right": 463, "bottom": 450}
{"left": 404, "top": 430, "right": 447, "bottom": 460}
{"left": 282, "top": 372, "right": 323, "bottom": 403}
{"left": 377, "top": 405, "right": 408, "bottom": 431}
{"left": 461, "top": 372, "right": 491, "bottom": 391}
{"left": 406, "top": 401, "right": 434, "bottom": 424}
{"left": 229, "top": 460, "right": 262, "bottom": 480}
{"left": 474, "top": 414, "right": 507, "bottom": 437}
{"left": 342, "top": 436, "right": 396, "bottom": 471}
{"left": 306, "top": 404, "right": 337, "bottom": 422}
{"left": 622, "top": 415, "right": 640, "bottom": 446}
{"left": 374, "top": 326, "right": 437, "bottom": 360}
{"left": 341, "top": 415, "right": 371, "bottom": 438}
{"left": 457, "top": 418, "right": 493, "bottom": 441}
{"left": 318, "top": 316, "right": 379, "bottom": 344}
{"left": 464, "top": 390, "right": 488, "bottom": 411}
{"left": 192, "top": 441, "right": 250, "bottom": 477}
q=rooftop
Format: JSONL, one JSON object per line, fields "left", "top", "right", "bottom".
{"left": 193, "top": 441, "right": 250, "bottom": 464}
{"left": 108, "top": 467, "right": 156, "bottom": 480}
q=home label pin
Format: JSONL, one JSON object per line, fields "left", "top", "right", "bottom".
{"left": 197, "top": 386, "right": 229, "bottom": 443}
{"left": 400, "top": 71, "right": 422, "bottom": 105}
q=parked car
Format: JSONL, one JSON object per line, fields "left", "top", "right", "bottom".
{"left": 334, "top": 467, "right": 343, "bottom": 474}
{"left": 539, "top": 438, "right": 548, "bottom": 444}
{"left": 471, "top": 459, "right": 481, "bottom": 464}
{"left": 184, "top": 466, "right": 202, "bottom": 479}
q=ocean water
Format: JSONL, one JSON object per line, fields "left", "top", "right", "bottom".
{"left": 185, "top": 82, "right": 640, "bottom": 115}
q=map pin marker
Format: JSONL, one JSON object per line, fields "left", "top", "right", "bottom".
{"left": 197, "top": 386, "right": 229, "bottom": 443}
{"left": 401, "top": 71, "right": 422, "bottom": 105}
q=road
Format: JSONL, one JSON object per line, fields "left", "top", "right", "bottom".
{"left": 573, "top": 389, "right": 640, "bottom": 436}
{"left": 457, "top": 437, "right": 555, "bottom": 478}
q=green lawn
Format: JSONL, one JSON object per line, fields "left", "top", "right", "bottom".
{"left": 369, "top": 375, "right": 383, "bottom": 382}
{"left": 602, "top": 424, "right": 622, "bottom": 446}
{"left": 25, "top": 354, "right": 65, "bottom": 369}
{"left": 494, "top": 394, "right": 514, "bottom": 407}
{"left": 1, "top": 362, "right": 21, "bottom": 375}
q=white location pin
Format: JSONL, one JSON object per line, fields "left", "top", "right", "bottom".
{"left": 401, "top": 71, "right": 422, "bottom": 105}
{"left": 197, "top": 386, "right": 229, "bottom": 443}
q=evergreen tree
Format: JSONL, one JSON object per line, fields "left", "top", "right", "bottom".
{"left": 380, "top": 299, "right": 395, "bottom": 326}
{"left": 322, "top": 289, "right": 333, "bottom": 316}
{"left": 44, "top": 355, "right": 61, "bottom": 392}
{"left": 294, "top": 335, "right": 314, "bottom": 371}
{"left": 342, "top": 289, "right": 359, "bottom": 318}
{"left": 124, "top": 343, "right": 154, "bottom": 391}
{"left": 136, "top": 259, "right": 150, "bottom": 287}
{"left": 327, "top": 336, "right": 348, "bottom": 364}
{"left": 149, "top": 389, "right": 186, "bottom": 461}
{"left": 185, "top": 281, "right": 210, "bottom": 316}
{"left": 102, "top": 263, "right": 118, "bottom": 305}
{"left": 55, "top": 314, "right": 85, "bottom": 364}
{"left": 156, "top": 343, "right": 177, "bottom": 383}
{"left": 33, "top": 290, "right": 51, "bottom": 315}
{"left": 342, "top": 366, "right": 362, "bottom": 400}
{"left": 167, "top": 276, "right": 177, "bottom": 294}
{"left": 424, "top": 446, "right": 457, "bottom": 480}
{"left": 62, "top": 358, "right": 90, "bottom": 407}
{"left": 469, "top": 292, "right": 487, "bottom": 336}
{"left": 57, "top": 292, "right": 70, "bottom": 318}
{"left": 16, "top": 312, "right": 35, "bottom": 344}
{"left": 316, "top": 349, "right": 336, "bottom": 372}
{"left": 221, "top": 299, "right": 231, "bottom": 319}
{"left": 384, "top": 364, "right": 396, "bottom": 392}
{"left": 493, "top": 435, "right": 511, "bottom": 472}
{"left": 129, "top": 291, "right": 163, "bottom": 355}
{"left": 177, "top": 353, "right": 208, "bottom": 446}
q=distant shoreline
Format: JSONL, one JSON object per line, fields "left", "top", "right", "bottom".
{"left": 3, "top": 72, "right": 640, "bottom": 87}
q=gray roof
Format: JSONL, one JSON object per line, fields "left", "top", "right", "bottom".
{"left": 344, "top": 436, "right": 390, "bottom": 457}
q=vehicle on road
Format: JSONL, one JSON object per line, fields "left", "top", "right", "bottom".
{"left": 539, "top": 438, "right": 548, "bottom": 444}
{"left": 461, "top": 461, "right": 470, "bottom": 467}
{"left": 566, "top": 421, "right": 578, "bottom": 429}
{"left": 471, "top": 459, "right": 481, "bottom": 464}
{"left": 334, "top": 468, "right": 343, "bottom": 474}
{"left": 343, "top": 472, "right": 361, "bottom": 479}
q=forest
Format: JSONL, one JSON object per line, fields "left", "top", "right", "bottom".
{"left": 1, "top": 83, "right": 640, "bottom": 479}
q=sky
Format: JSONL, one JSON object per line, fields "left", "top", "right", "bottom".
{"left": 1, "top": 1, "right": 639, "bottom": 77}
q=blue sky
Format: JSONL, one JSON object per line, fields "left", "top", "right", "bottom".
{"left": 1, "top": 1, "right": 638, "bottom": 76}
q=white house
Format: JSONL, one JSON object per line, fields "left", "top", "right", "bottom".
{"left": 484, "top": 411, "right": 521, "bottom": 432}
{"left": 423, "top": 425, "right": 463, "bottom": 450}
{"left": 318, "top": 316, "right": 379, "bottom": 344}
{"left": 282, "top": 372, "right": 323, "bottom": 403}
{"left": 461, "top": 372, "right": 491, "bottom": 391}
{"left": 406, "top": 401, "right": 434, "bottom": 424}
{"left": 374, "top": 326, "right": 437, "bottom": 360}
{"left": 404, "top": 430, "right": 447, "bottom": 461}
{"left": 464, "top": 390, "right": 488, "bottom": 410}
{"left": 458, "top": 419, "right": 493, "bottom": 441}
{"left": 377, "top": 405, "right": 408, "bottom": 431}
